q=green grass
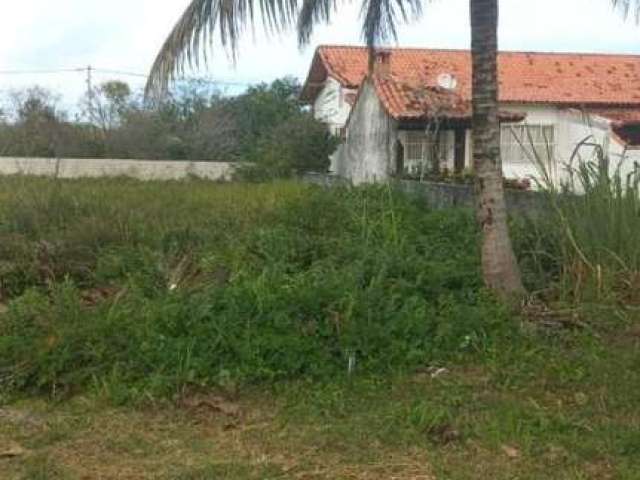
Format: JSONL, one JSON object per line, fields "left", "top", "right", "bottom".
{"left": 0, "top": 175, "right": 511, "bottom": 400}
{"left": 1, "top": 175, "right": 639, "bottom": 479}
{"left": 2, "top": 335, "right": 639, "bottom": 479}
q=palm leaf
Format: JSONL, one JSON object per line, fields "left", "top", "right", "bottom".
{"left": 146, "top": 0, "right": 299, "bottom": 95}
{"left": 147, "top": 0, "right": 638, "bottom": 96}
{"left": 360, "top": 0, "right": 421, "bottom": 48}
{"left": 147, "top": 0, "right": 423, "bottom": 95}
{"left": 612, "top": 0, "right": 640, "bottom": 22}
{"left": 297, "top": 0, "right": 422, "bottom": 47}
{"left": 297, "top": 0, "right": 339, "bottom": 45}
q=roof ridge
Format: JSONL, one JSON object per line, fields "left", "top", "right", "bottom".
{"left": 316, "top": 44, "right": 640, "bottom": 58}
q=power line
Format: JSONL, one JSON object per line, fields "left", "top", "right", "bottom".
{"left": 0, "top": 65, "right": 268, "bottom": 93}
{"left": 0, "top": 66, "right": 257, "bottom": 87}
{"left": 92, "top": 68, "right": 256, "bottom": 87}
{"left": 0, "top": 68, "right": 84, "bottom": 75}
{"left": 93, "top": 68, "right": 148, "bottom": 78}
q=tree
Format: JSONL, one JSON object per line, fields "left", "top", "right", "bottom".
{"left": 5, "top": 87, "right": 66, "bottom": 157}
{"left": 470, "top": 0, "right": 524, "bottom": 298}
{"left": 83, "top": 80, "right": 132, "bottom": 136}
{"left": 146, "top": 0, "right": 637, "bottom": 301}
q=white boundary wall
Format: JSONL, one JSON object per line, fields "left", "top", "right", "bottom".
{"left": 0, "top": 158, "right": 236, "bottom": 181}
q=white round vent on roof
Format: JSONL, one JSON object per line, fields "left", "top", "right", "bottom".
{"left": 437, "top": 73, "right": 458, "bottom": 90}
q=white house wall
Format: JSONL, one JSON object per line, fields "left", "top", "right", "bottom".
{"left": 331, "top": 80, "right": 398, "bottom": 184}
{"left": 498, "top": 104, "right": 630, "bottom": 186}
{"left": 313, "top": 77, "right": 352, "bottom": 134}
{"left": 607, "top": 132, "right": 640, "bottom": 186}
{"left": 318, "top": 84, "right": 639, "bottom": 186}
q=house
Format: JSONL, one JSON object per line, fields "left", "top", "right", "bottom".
{"left": 300, "top": 45, "right": 640, "bottom": 185}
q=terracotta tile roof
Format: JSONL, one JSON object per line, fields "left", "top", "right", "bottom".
{"left": 301, "top": 45, "right": 640, "bottom": 108}
{"left": 373, "top": 75, "right": 468, "bottom": 120}
{"left": 371, "top": 75, "right": 524, "bottom": 122}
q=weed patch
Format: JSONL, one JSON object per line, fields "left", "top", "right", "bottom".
{"left": 0, "top": 177, "right": 515, "bottom": 400}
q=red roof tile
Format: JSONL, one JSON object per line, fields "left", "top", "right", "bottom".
{"left": 371, "top": 75, "right": 524, "bottom": 122}
{"left": 301, "top": 45, "right": 640, "bottom": 108}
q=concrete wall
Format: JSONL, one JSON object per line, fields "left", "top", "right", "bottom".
{"left": 0, "top": 157, "right": 236, "bottom": 181}
{"left": 331, "top": 79, "right": 398, "bottom": 184}
{"left": 303, "top": 172, "right": 546, "bottom": 216}
{"left": 396, "top": 179, "right": 544, "bottom": 215}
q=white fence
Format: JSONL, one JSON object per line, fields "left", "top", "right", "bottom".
{"left": 0, "top": 157, "right": 236, "bottom": 181}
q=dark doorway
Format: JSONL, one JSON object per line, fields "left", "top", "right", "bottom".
{"left": 454, "top": 129, "right": 466, "bottom": 174}
{"left": 395, "top": 140, "right": 405, "bottom": 177}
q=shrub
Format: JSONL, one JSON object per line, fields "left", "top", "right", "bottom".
{"left": 519, "top": 148, "right": 640, "bottom": 303}
{"left": 246, "top": 113, "right": 338, "bottom": 178}
{"left": 0, "top": 178, "right": 515, "bottom": 399}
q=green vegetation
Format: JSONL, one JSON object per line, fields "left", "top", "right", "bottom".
{"left": 0, "top": 176, "right": 511, "bottom": 399}
{"left": 513, "top": 151, "right": 640, "bottom": 305}
{"left": 2, "top": 327, "right": 639, "bottom": 479}
{"left": 1, "top": 173, "right": 639, "bottom": 478}
{"left": 0, "top": 78, "right": 335, "bottom": 176}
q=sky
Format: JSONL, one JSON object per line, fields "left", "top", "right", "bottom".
{"left": 2, "top": 0, "right": 640, "bottom": 111}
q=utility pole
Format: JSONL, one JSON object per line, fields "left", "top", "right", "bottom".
{"left": 86, "top": 65, "right": 95, "bottom": 122}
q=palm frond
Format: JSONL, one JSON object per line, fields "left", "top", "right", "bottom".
{"left": 612, "top": 0, "right": 640, "bottom": 23}
{"left": 146, "top": 0, "right": 298, "bottom": 96}
{"left": 147, "top": 0, "right": 425, "bottom": 95}
{"left": 360, "top": 0, "right": 421, "bottom": 48}
{"left": 297, "top": 0, "right": 338, "bottom": 46}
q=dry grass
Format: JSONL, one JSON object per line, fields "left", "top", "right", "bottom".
{"left": 0, "top": 393, "right": 435, "bottom": 480}
{"left": 2, "top": 338, "right": 639, "bottom": 480}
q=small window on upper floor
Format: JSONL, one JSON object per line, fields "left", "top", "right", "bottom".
{"left": 501, "top": 124, "right": 555, "bottom": 164}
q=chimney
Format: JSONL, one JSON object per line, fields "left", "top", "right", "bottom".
{"left": 373, "top": 49, "right": 392, "bottom": 79}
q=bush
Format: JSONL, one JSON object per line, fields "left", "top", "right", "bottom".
{"left": 0, "top": 77, "right": 333, "bottom": 166}
{"left": 0, "top": 178, "right": 515, "bottom": 399}
{"left": 518, "top": 152, "right": 640, "bottom": 303}
{"left": 246, "top": 113, "right": 338, "bottom": 178}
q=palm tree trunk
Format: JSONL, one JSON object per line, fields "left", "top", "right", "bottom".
{"left": 470, "top": 0, "right": 525, "bottom": 301}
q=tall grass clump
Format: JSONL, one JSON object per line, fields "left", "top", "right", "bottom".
{"left": 518, "top": 135, "right": 640, "bottom": 304}
{"left": 0, "top": 176, "right": 514, "bottom": 400}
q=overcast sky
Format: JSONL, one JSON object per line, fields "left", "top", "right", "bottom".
{"left": 2, "top": 0, "right": 640, "bottom": 110}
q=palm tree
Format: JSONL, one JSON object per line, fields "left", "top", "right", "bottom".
{"left": 146, "top": 0, "right": 637, "bottom": 302}
{"left": 469, "top": 0, "right": 523, "bottom": 299}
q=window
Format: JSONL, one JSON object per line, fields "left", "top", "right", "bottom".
{"left": 501, "top": 124, "right": 555, "bottom": 164}
{"left": 404, "top": 132, "right": 438, "bottom": 174}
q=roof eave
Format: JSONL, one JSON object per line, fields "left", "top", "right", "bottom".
{"left": 396, "top": 111, "right": 525, "bottom": 124}
{"left": 300, "top": 46, "right": 361, "bottom": 103}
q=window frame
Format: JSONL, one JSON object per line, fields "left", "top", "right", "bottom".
{"left": 500, "top": 123, "right": 556, "bottom": 165}
{"left": 403, "top": 131, "right": 439, "bottom": 174}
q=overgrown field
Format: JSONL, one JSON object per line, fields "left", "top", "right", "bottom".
{"left": 1, "top": 176, "right": 639, "bottom": 479}
{"left": 0, "top": 176, "right": 509, "bottom": 398}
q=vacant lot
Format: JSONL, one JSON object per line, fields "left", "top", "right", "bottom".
{"left": 0, "top": 176, "right": 639, "bottom": 479}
